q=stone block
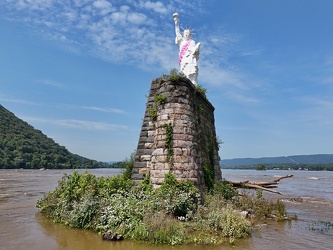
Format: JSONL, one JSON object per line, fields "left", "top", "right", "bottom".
{"left": 147, "top": 131, "right": 155, "bottom": 137}
{"left": 140, "top": 155, "right": 151, "bottom": 161}
{"left": 173, "top": 148, "right": 183, "bottom": 156}
{"left": 147, "top": 136, "right": 155, "bottom": 142}
{"left": 136, "top": 149, "right": 152, "bottom": 155}
{"left": 159, "top": 114, "right": 168, "bottom": 120}
{"left": 174, "top": 140, "right": 193, "bottom": 148}
{"left": 189, "top": 170, "right": 197, "bottom": 178}
{"left": 150, "top": 170, "right": 169, "bottom": 179}
{"left": 152, "top": 148, "right": 164, "bottom": 156}
{"left": 173, "top": 134, "right": 187, "bottom": 140}
{"left": 150, "top": 177, "right": 164, "bottom": 185}
{"left": 154, "top": 162, "right": 165, "bottom": 170}
{"left": 133, "top": 161, "right": 147, "bottom": 168}
{"left": 144, "top": 142, "right": 154, "bottom": 149}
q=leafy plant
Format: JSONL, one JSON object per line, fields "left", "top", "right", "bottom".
{"left": 216, "top": 136, "right": 224, "bottom": 149}
{"left": 193, "top": 196, "right": 251, "bottom": 244}
{"left": 154, "top": 94, "right": 167, "bottom": 105}
{"left": 202, "top": 142, "right": 217, "bottom": 191}
{"left": 169, "top": 74, "right": 182, "bottom": 83}
{"left": 121, "top": 151, "right": 135, "bottom": 180}
{"left": 148, "top": 106, "right": 158, "bottom": 120}
{"left": 212, "top": 181, "right": 239, "bottom": 201}
{"left": 195, "top": 84, "right": 207, "bottom": 99}
{"left": 155, "top": 173, "right": 199, "bottom": 218}
{"left": 163, "top": 123, "right": 174, "bottom": 167}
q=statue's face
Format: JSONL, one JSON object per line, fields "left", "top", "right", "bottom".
{"left": 183, "top": 29, "right": 191, "bottom": 40}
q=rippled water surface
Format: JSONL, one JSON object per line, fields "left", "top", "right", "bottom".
{"left": 0, "top": 169, "right": 332, "bottom": 250}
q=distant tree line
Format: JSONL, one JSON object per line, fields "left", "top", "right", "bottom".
{"left": 109, "top": 161, "right": 126, "bottom": 168}
{"left": 0, "top": 105, "right": 110, "bottom": 169}
{"left": 222, "top": 163, "right": 333, "bottom": 171}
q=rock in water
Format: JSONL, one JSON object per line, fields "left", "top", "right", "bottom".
{"left": 102, "top": 231, "right": 124, "bottom": 241}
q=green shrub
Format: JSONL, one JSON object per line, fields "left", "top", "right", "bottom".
{"left": 212, "top": 181, "right": 239, "bottom": 200}
{"left": 169, "top": 74, "right": 181, "bottom": 83}
{"left": 132, "top": 211, "right": 186, "bottom": 245}
{"left": 154, "top": 94, "right": 167, "bottom": 105}
{"left": 233, "top": 191, "right": 289, "bottom": 221}
{"left": 96, "top": 191, "right": 146, "bottom": 234}
{"left": 155, "top": 173, "right": 199, "bottom": 218}
{"left": 68, "top": 194, "right": 99, "bottom": 229}
{"left": 190, "top": 195, "right": 251, "bottom": 244}
{"left": 195, "top": 84, "right": 207, "bottom": 99}
{"left": 121, "top": 151, "right": 135, "bottom": 180}
{"left": 148, "top": 106, "right": 158, "bottom": 120}
{"left": 36, "top": 171, "right": 134, "bottom": 225}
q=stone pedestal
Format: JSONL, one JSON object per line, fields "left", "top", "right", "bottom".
{"left": 131, "top": 77, "right": 221, "bottom": 195}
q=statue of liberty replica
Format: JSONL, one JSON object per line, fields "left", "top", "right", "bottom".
{"left": 173, "top": 13, "right": 201, "bottom": 85}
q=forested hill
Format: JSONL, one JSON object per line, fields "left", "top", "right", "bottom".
{"left": 0, "top": 105, "right": 110, "bottom": 169}
{"left": 221, "top": 154, "right": 333, "bottom": 166}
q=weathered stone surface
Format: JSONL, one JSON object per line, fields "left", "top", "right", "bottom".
{"left": 131, "top": 77, "right": 221, "bottom": 195}
{"left": 140, "top": 155, "right": 151, "bottom": 161}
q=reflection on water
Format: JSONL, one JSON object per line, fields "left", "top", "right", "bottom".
{"left": 0, "top": 169, "right": 332, "bottom": 250}
{"left": 37, "top": 212, "right": 244, "bottom": 250}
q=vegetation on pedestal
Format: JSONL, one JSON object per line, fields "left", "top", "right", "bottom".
{"left": 163, "top": 123, "right": 174, "bottom": 168}
{"left": 148, "top": 105, "right": 158, "bottom": 120}
{"left": 154, "top": 94, "right": 167, "bottom": 105}
{"left": 37, "top": 166, "right": 291, "bottom": 245}
{"left": 195, "top": 84, "right": 207, "bottom": 99}
{"left": 168, "top": 68, "right": 185, "bottom": 83}
{"left": 148, "top": 93, "right": 168, "bottom": 121}
{"left": 202, "top": 137, "right": 217, "bottom": 191}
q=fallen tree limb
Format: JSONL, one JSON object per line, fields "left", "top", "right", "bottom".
{"left": 273, "top": 174, "right": 293, "bottom": 182}
{"left": 242, "top": 184, "right": 282, "bottom": 195}
{"left": 225, "top": 174, "right": 293, "bottom": 195}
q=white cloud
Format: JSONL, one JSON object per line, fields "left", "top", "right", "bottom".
{"left": 63, "top": 11, "right": 77, "bottom": 22}
{"left": 139, "top": 1, "right": 169, "bottom": 14}
{"left": 127, "top": 12, "right": 147, "bottom": 24}
{"left": 16, "top": 0, "right": 55, "bottom": 11}
{"left": 120, "top": 5, "right": 130, "bottom": 12}
{"left": 93, "top": 0, "right": 112, "bottom": 9}
{"left": 200, "top": 62, "right": 246, "bottom": 89}
{"left": 23, "top": 116, "right": 130, "bottom": 131}
{"left": 82, "top": 106, "right": 127, "bottom": 114}
{"left": 59, "top": 104, "right": 127, "bottom": 114}
{"left": 0, "top": 96, "right": 38, "bottom": 105}
{"left": 38, "top": 79, "right": 65, "bottom": 88}
{"left": 92, "top": 0, "right": 113, "bottom": 15}
{"left": 110, "top": 11, "right": 127, "bottom": 24}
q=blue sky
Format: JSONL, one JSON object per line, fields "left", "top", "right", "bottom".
{"left": 1, "top": 0, "right": 333, "bottom": 162}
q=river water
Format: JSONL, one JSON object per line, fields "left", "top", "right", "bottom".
{"left": 0, "top": 169, "right": 332, "bottom": 250}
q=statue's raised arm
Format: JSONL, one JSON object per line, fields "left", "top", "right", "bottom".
{"left": 173, "top": 13, "right": 182, "bottom": 44}
{"left": 173, "top": 13, "right": 201, "bottom": 85}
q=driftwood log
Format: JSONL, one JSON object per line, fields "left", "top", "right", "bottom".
{"left": 226, "top": 175, "right": 293, "bottom": 195}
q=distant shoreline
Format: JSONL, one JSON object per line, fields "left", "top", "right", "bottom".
{"left": 221, "top": 163, "right": 333, "bottom": 171}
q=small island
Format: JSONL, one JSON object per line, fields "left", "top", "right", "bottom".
{"left": 37, "top": 74, "right": 293, "bottom": 245}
